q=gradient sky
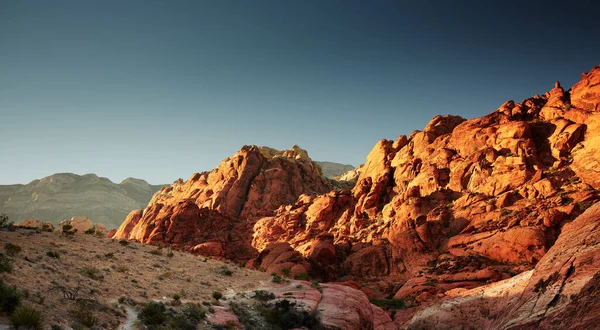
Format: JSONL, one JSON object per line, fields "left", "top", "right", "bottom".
{"left": 1, "top": 0, "right": 600, "bottom": 185}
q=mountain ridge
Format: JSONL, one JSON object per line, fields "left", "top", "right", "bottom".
{"left": 0, "top": 172, "right": 165, "bottom": 229}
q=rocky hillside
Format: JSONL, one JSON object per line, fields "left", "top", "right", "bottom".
{"left": 315, "top": 161, "right": 355, "bottom": 179}
{"left": 0, "top": 227, "right": 395, "bottom": 329}
{"left": 114, "top": 145, "right": 332, "bottom": 261}
{"left": 0, "top": 173, "right": 164, "bottom": 229}
{"left": 114, "top": 65, "right": 600, "bottom": 328}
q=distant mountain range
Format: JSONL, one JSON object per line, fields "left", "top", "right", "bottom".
{"left": 0, "top": 161, "right": 353, "bottom": 229}
{"left": 0, "top": 173, "right": 164, "bottom": 229}
{"left": 314, "top": 161, "right": 355, "bottom": 179}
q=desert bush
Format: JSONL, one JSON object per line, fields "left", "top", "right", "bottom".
{"left": 369, "top": 298, "right": 405, "bottom": 310}
{"left": 293, "top": 272, "right": 310, "bottom": 281}
{"left": 0, "top": 280, "right": 21, "bottom": 313}
{"left": 215, "top": 265, "right": 233, "bottom": 276}
{"left": 271, "top": 273, "right": 285, "bottom": 284}
{"left": 10, "top": 305, "right": 44, "bottom": 329}
{"left": 0, "top": 213, "right": 11, "bottom": 227}
{"left": 139, "top": 301, "right": 167, "bottom": 326}
{"left": 118, "top": 240, "right": 129, "bottom": 246}
{"left": 229, "top": 301, "right": 257, "bottom": 328}
{"left": 84, "top": 228, "right": 95, "bottom": 235}
{"left": 46, "top": 251, "right": 60, "bottom": 259}
{"left": 169, "top": 303, "right": 206, "bottom": 330}
{"left": 253, "top": 290, "right": 275, "bottom": 301}
{"left": 0, "top": 253, "right": 13, "bottom": 273}
{"left": 282, "top": 267, "right": 291, "bottom": 277}
{"left": 4, "top": 242, "right": 22, "bottom": 256}
{"left": 212, "top": 291, "right": 223, "bottom": 300}
{"left": 70, "top": 300, "right": 97, "bottom": 327}
{"left": 149, "top": 249, "right": 162, "bottom": 256}
{"left": 262, "top": 299, "right": 321, "bottom": 329}
{"left": 311, "top": 281, "right": 322, "bottom": 293}
{"left": 167, "top": 250, "right": 175, "bottom": 258}
{"left": 79, "top": 267, "right": 101, "bottom": 279}
{"left": 61, "top": 224, "right": 76, "bottom": 238}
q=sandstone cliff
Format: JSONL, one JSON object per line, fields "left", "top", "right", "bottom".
{"left": 114, "top": 145, "right": 332, "bottom": 261}
{"left": 113, "top": 65, "right": 600, "bottom": 328}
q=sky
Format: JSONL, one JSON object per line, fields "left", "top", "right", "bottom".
{"left": 1, "top": 0, "right": 600, "bottom": 185}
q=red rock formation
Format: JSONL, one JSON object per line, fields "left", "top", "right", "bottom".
{"left": 114, "top": 145, "right": 331, "bottom": 261}
{"left": 248, "top": 65, "right": 600, "bottom": 302}
{"left": 405, "top": 202, "right": 600, "bottom": 329}
{"left": 257, "top": 279, "right": 396, "bottom": 330}
{"left": 113, "top": 65, "right": 600, "bottom": 325}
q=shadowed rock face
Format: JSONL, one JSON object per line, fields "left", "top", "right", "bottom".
{"left": 114, "top": 65, "right": 600, "bottom": 327}
{"left": 0, "top": 173, "right": 164, "bottom": 229}
{"left": 405, "top": 202, "right": 600, "bottom": 330}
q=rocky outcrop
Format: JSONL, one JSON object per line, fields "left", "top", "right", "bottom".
{"left": 114, "top": 146, "right": 331, "bottom": 261}
{"left": 257, "top": 279, "right": 396, "bottom": 330}
{"left": 247, "top": 65, "right": 600, "bottom": 302}
{"left": 55, "top": 216, "right": 108, "bottom": 235}
{"left": 112, "top": 65, "right": 600, "bottom": 326}
{"left": 14, "top": 218, "right": 53, "bottom": 231}
{"left": 405, "top": 202, "right": 600, "bottom": 329}
{"left": 0, "top": 173, "right": 163, "bottom": 229}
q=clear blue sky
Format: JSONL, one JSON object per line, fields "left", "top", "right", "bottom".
{"left": 1, "top": 0, "right": 599, "bottom": 184}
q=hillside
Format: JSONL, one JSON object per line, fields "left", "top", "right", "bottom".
{"left": 0, "top": 173, "right": 164, "bottom": 229}
{"left": 111, "top": 64, "right": 600, "bottom": 328}
{"left": 315, "top": 161, "right": 355, "bottom": 179}
{"left": 0, "top": 227, "right": 393, "bottom": 329}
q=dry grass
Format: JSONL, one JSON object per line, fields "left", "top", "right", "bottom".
{"left": 0, "top": 228, "right": 270, "bottom": 329}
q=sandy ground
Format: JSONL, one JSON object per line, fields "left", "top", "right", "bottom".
{"left": 0, "top": 227, "right": 271, "bottom": 329}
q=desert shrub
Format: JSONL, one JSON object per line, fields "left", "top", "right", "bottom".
{"left": 167, "top": 250, "right": 174, "bottom": 258}
{"left": 104, "top": 252, "right": 114, "bottom": 258}
{"left": 149, "top": 249, "right": 162, "bottom": 256}
{"left": 10, "top": 305, "right": 44, "bottom": 329}
{"left": 84, "top": 228, "right": 95, "bottom": 235}
{"left": 271, "top": 273, "right": 285, "bottom": 284}
{"left": 369, "top": 298, "right": 405, "bottom": 310}
{"left": 0, "top": 280, "right": 21, "bottom": 313}
{"left": 500, "top": 208, "right": 511, "bottom": 217}
{"left": 0, "top": 253, "right": 13, "bottom": 273}
{"left": 169, "top": 303, "right": 206, "bottom": 330}
{"left": 0, "top": 213, "right": 11, "bottom": 227}
{"left": 70, "top": 300, "right": 97, "bottom": 327}
{"left": 46, "top": 251, "right": 60, "bottom": 259}
{"left": 282, "top": 267, "right": 291, "bottom": 277}
{"left": 293, "top": 272, "right": 310, "bottom": 281}
{"left": 139, "top": 301, "right": 167, "bottom": 326}
{"left": 4, "top": 243, "right": 22, "bottom": 256}
{"left": 215, "top": 265, "right": 233, "bottom": 276}
{"left": 116, "top": 266, "right": 128, "bottom": 273}
{"left": 576, "top": 202, "right": 592, "bottom": 212}
{"left": 253, "top": 290, "right": 275, "bottom": 301}
{"left": 262, "top": 299, "right": 321, "bottom": 329}
{"left": 79, "top": 267, "right": 101, "bottom": 279}
{"left": 212, "top": 291, "right": 223, "bottom": 300}
{"left": 118, "top": 240, "right": 129, "bottom": 246}
{"left": 311, "top": 281, "right": 322, "bottom": 293}
{"left": 229, "top": 302, "right": 257, "bottom": 328}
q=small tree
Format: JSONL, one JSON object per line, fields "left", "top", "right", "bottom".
{"left": 0, "top": 214, "right": 12, "bottom": 227}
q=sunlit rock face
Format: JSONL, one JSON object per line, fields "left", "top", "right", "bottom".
{"left": 114, "top": 65, "right": 600, "bottom": 326}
